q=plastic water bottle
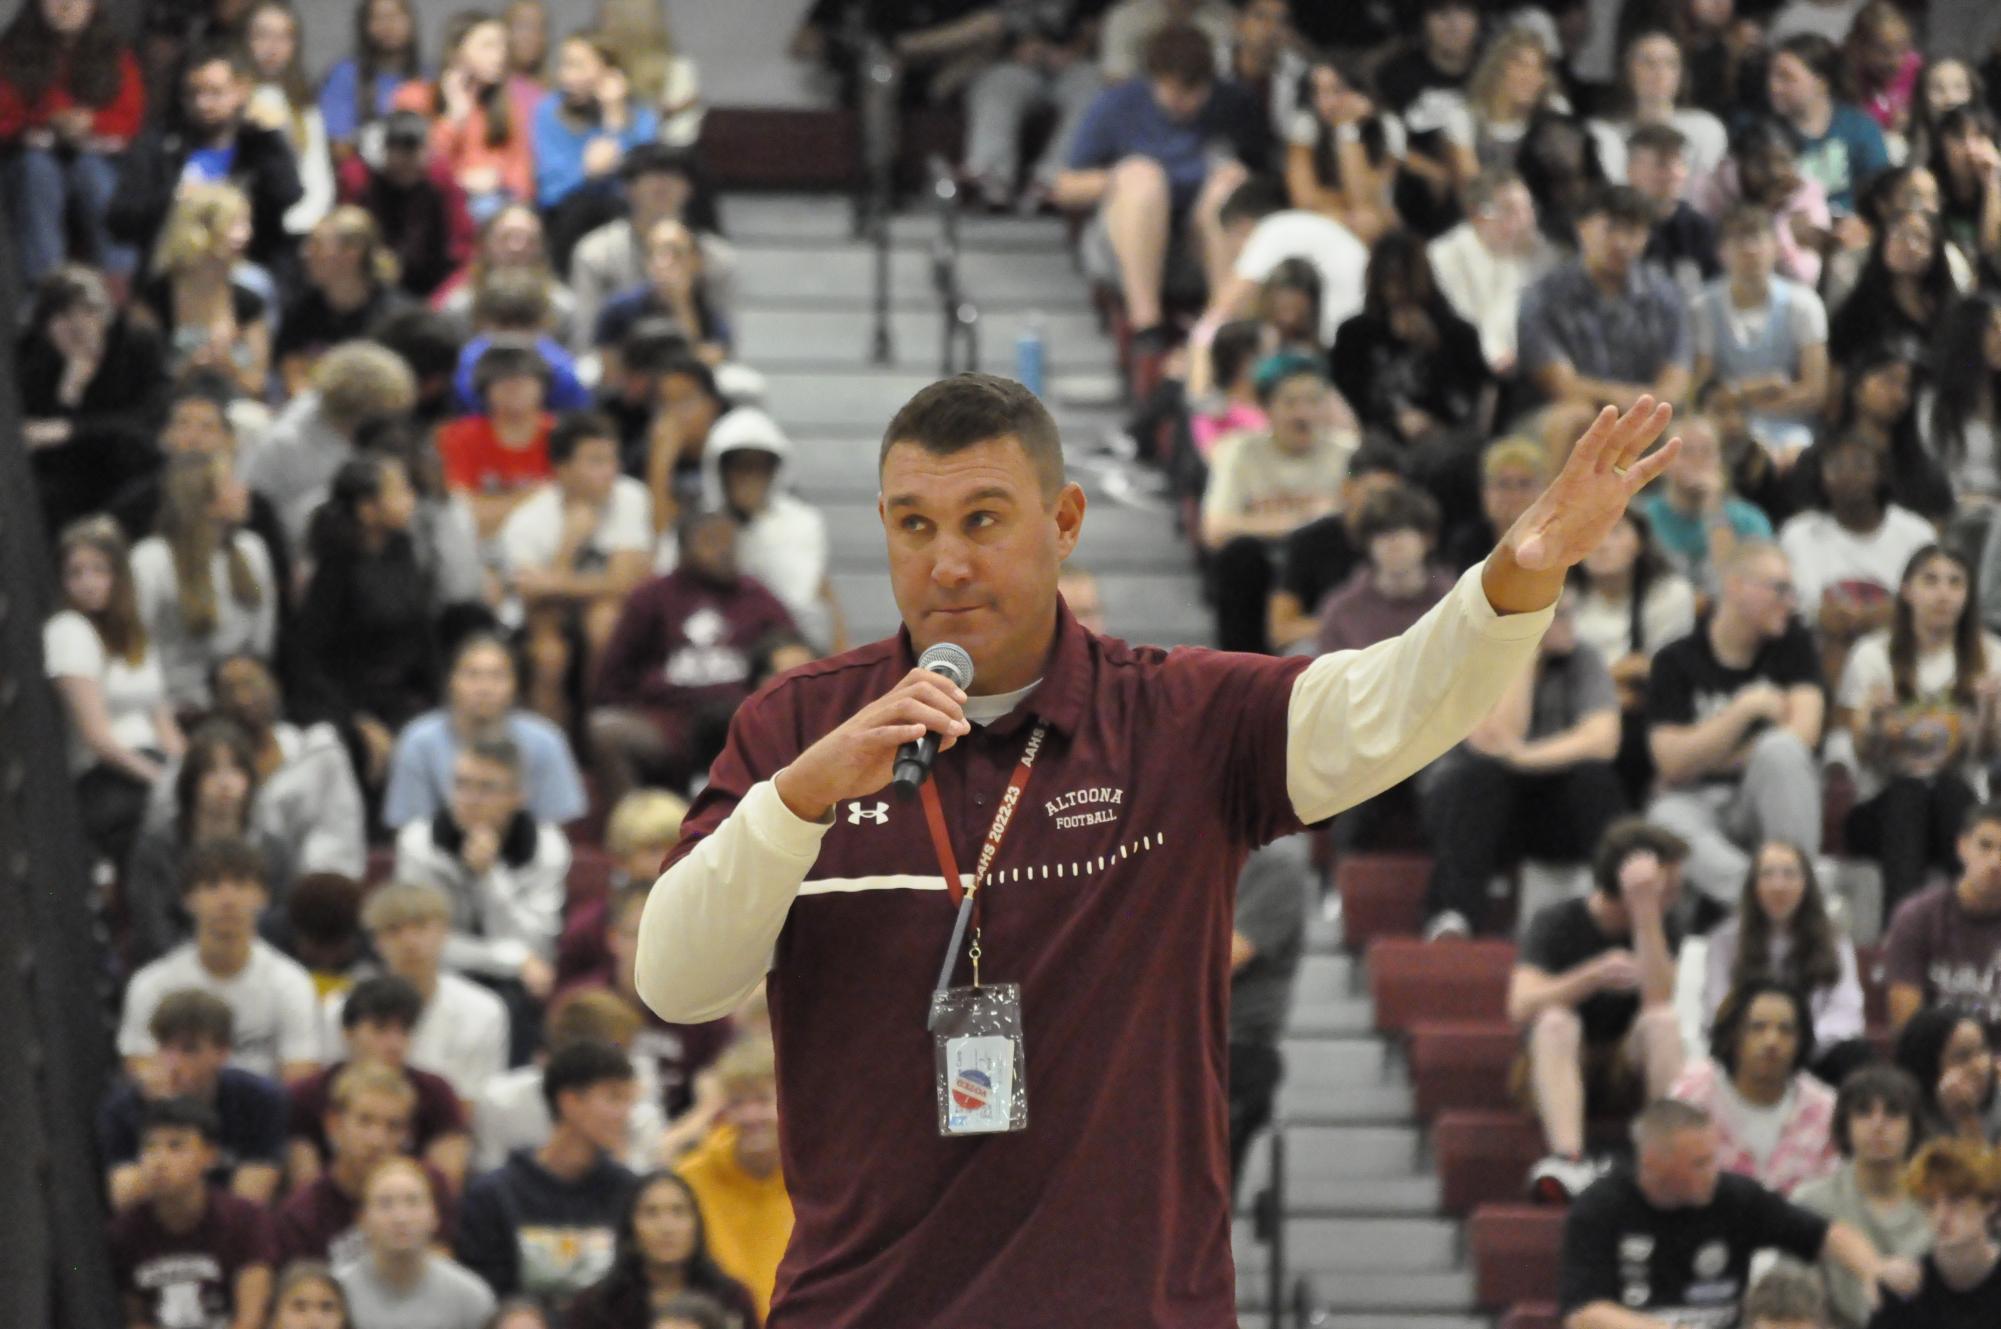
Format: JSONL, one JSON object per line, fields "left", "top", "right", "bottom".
{"left": 1015, "top": 315, "right": 1046, "bottom": 399}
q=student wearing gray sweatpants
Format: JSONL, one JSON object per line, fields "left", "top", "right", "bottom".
{"left": 1643, "top": 541, "right": 1825, "bottom": 904}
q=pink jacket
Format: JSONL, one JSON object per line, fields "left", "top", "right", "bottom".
{"left": 1669, "top": 1058, "right": 1838, "bottom": 1197}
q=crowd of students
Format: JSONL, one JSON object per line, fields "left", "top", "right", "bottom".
{"left": 6, "top": 0, "right": 822, "bottom": 1325}
{"left": 20, "top": 0, "right": 2001, "bottom": 1325}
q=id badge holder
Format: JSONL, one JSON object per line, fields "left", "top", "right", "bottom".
{"left": 929, "top": 982, "right": 1028, "bottom": 1136}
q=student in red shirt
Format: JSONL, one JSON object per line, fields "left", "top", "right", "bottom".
{"left": 0, "top": 0, "right": 146, "bottom": 283}
{"left": 437, "top": 340, "right": 555, "bottom": 537}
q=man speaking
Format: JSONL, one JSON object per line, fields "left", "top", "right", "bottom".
{"left": 635, "top": 374, "right": 1680, "bottom": 1326}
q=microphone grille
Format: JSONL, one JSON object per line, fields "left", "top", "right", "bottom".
{"left": 917, "top": 642, "right": 975, "bottom": 689}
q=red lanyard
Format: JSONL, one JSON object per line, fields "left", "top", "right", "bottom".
{"left": 918, "top": 722, "right": 1047, "bottom": 980}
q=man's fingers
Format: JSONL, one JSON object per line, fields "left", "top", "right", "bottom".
{"left": 1570, "top": 404, "right": 1621, "bottom": 473}
{"left": 1612, "top": 400, "right": 1673, "bottom": 471}
{"left": 1622, "top": 435, "right": 1682, "bottom": 491}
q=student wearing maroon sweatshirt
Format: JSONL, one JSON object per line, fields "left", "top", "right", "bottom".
{"left": 588, "top": 510, "right": 796, "bottom": 803}
{"left": 108, "top": 1096, "right": 276, "bottom": 1329}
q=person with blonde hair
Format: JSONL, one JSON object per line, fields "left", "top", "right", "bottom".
{"left": 278, "top": 207, "right": 407, "bottom": 392}
{"left": 1464, "top": 27, "right": 1569, "bottom": 174}
{"left": 673, "top": 1037, "right": 789, "bottom": 1321}
{"left": 338, "top": 1157, "right": 495, "bottom": 1329}
{"left": 130, "top": 453, "right": 277, "bottom": 710}
{"left": 46, "top": 516, "right": 183, "bottom": 864}
{"left": 247, "top": 338, "right": 419, "bottom": 549}
{"left": 276, "top": 1060, "right": 453, "bottom": 1266}
{"left": 1869, "top": 1137, "right": 2001, "bottom": 1326}
{"left": 346, "top": 881, "right": 509, "bottom": 1106}
{"left": 142, "top": 179, "right": 272, "bottom": 395}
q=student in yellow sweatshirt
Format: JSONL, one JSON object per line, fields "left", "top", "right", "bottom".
{"left": 674, "top": 1037, "right": 790, "bottom": 1319}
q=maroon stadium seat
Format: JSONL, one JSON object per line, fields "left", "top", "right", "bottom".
{"left": 1470, "top": 1204, "right": 1564, "bottom": 1309}
{"left": 1433, "top": 1110, "right": 1546, "bottom": 1215}
{"left": 1334, "top": 853, "right": 1431, "bottom": 945}
{"left": 1409, "top": 1021, "right": 1520, "bottom": 1118}
{"left": 1500, "top": 1302, "right": 1563, "bottom": 1329}
{"left": 1367, "top": 937, "right": 1516, "bottom": 1033}
{"left": 567, "top": 844, "right": 616, "bottom": 907}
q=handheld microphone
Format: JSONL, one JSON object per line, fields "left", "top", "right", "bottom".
{"left": 892, "top": 642, "right": 974, "bottom": 798}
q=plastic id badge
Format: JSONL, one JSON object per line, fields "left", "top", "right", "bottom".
{"left": 930, "top": 982, "right": 1028, "bottom": 1136}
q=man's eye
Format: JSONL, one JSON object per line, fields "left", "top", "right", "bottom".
{"left": 968, "top": 511, "right": 996, "bottom": 530}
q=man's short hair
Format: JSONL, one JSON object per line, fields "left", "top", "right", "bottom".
{"left": 341, "top": 975, "right": 425, "bottom": 1032}
{"left": 290, "top": 873, "right": 364, "bottom": 948}
{"left": 544, "top": 989, "right": 642, "bottom": 1053}
{"left": 548, "top": 411, "right": 619, "bottom": 467}
{"left": 183, "top": 38, "right": 251, "bottom": 82}
{"left": 1904, "top": 1137, "right": 2001, "bottom": 1203}
{"left": 712, "top": 1035, "right": 778, "bottom": 1103}
{"left": 621, "top": 141, "right": 698, "bottom": 183}
{"left": 1963, "top": 800, "right": 2001, "bottom": 836}
{"left": 1577, "top": 184, "right": 1656, "bottom": 228}
{"left": 465, "top": 735, "right": 523, "bottom": 779}
{"left": 1352, "top": 484, "right": 1441, "bottom": 547}
{"left": 1630, "top": 1097, "right": 1711, "bottom": 1149}
{"left": 149, "top": 989, "right": 235, "bottom": 1049}
{"left": 141, "top": 1095, "right": 222, "bottom": 1145}
{"left": 1348, "top": 442, "right": 1410, "bottom": 483}
{"left": 360, "top": 880, "right": 452, "bottom": 934}
{"left": 471, "top": 340, "right": 552, "bottom": 402}
{"left": 1219, "top": 176, "right": 1289, "bottom": 229}
{"left": 1252, "top": 351, "right": 1327, "bottom": 406}
{"left": 1719, "top": 203, "right": 1772, "bottom": 243}
{"left": 1482, "top": 436, "right": 1548, "bottom": 481}
{"left": 1590, "top": 818, "right": 1690, "bottom": 895}
{"left": 879, "top": 373, "right": 1065, "bottom": 501}
{"left": 1776, "top": 33, "right": 1842, "bottom": 92}
{"left": 1742, "top": 1265, "right": 1828, "bottom": 1326}
{"left": 605, "top": 790, "right": 689, "bottom": 859}
{"left": 181, "top": 836, "right": 269, "bottom": 897}
{"left": 1831, "top": 1063, "right": 1923, "bottom": 1158}
{"left": 1461, "top": 166, "right": 1524, "bottom": 216}
{"left": 471, "top": 269, "right": 553, "bottom": 331}
{"left": 312, "top": 341, "right": 418, "bottom": 433}
{"left": 168, "top": 369, "right": 239, "bottom": 419}
{"left": 1143, "top": 23, "right": 1215, "bottom": 87}
{"left": 1626, "top": 122, "right": 1689, "bottom": 160}
{"left": 330, "top": 1060, "right": 417, "bottom": 1116}
{"left": 541, "top": 1039, "right": 636, "bottom": 1119}
{"left": 621, "top": 318, "right": 692, "bottom": 375}
{"left": 1708, "top": 980, "right": 1815, "bottom": 1077}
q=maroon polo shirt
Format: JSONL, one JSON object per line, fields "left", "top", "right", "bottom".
{"left": 665, "top": 598, "right": 1313, "bottom": 1327}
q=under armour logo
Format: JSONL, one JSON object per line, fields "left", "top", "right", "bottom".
{"left": 846, "top": 801, "right": 890, "bottom": 825}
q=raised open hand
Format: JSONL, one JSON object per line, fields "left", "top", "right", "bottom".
{"left": 1510, "top": 397, "right": 1681, "bottom": 573}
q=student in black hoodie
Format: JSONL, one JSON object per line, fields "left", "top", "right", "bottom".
{"left": 109, "top": 40, "right": 304, "bottom": 274}
{"left": 455, "top": 1040, "right": 640, "bottom": 1310}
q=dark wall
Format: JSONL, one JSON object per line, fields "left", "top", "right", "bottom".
{"left": 0, "top": 153, "right": 122, "bottom": 1329}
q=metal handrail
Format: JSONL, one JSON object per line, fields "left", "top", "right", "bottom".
{"left": 856, "top": 36, "right": 899, "bottom": 364}
{"left": 1258, "top": 1119, "right": 1290, "bottom": 1326}
{"left": 928, "top": 156, "right": 980, "bottom": 375}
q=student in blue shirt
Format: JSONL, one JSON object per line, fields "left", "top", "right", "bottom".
{"left": 1769, "top": 34, "right": 1890, "bottom": 215}
{"left": 1053, "top": 23, "right": 1273, "bottom": 366}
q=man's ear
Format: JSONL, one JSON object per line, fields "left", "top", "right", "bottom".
{"left": 1053, "top": 482, "right": 1087, "bottom": 561}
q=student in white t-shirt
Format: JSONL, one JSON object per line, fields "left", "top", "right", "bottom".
{"left": 1778, "top": 436, "right": 1936, "bottom": 679}
{"left": 499, "top": 410, "right": 652, "bottom": 727}
{"left": 129, "top": 453, "right": 280, "bottom": 711}
{"left": 1833, "top": 544, "right": 2001, "bottom": 915}
{"left": 340, "top": 882, "right": 512, "bottom": 1106}
{"left": 45, "top": 517, "right": 184, "bottom": 867}
{"left": 118, "top": 836, "right": 323, "bottom": 1084}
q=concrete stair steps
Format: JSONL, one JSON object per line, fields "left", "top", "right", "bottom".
{"left": 731, "top": 243, "right": 1090, "bottom": 307}
{"left": 733, "top": 307, "right": 1112, "bottom": 372}
{"left": 1233, "top": 1216, "right": 1463, "bottom": 1275}
{"left": 720, "top": 194, "right": 1074, "bottom": 249}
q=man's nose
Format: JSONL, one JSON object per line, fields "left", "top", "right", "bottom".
{"left": 930, "top": 536, "right": 976, "bottom": 586}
